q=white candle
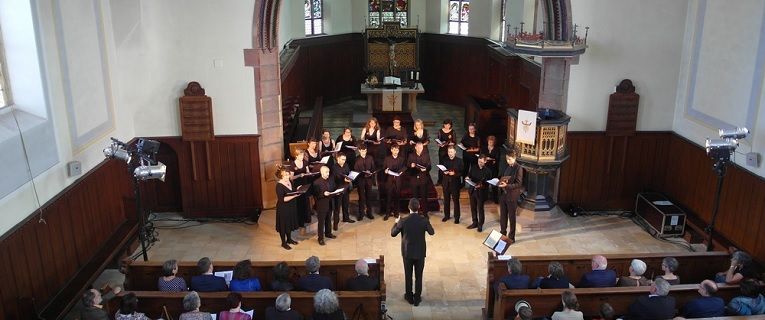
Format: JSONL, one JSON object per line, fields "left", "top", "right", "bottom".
{"left": 415, "top": 71, "right": 420, "bottom": 81}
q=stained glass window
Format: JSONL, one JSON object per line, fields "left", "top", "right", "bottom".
{"left": 368, "top": 0, "right": 408, "bottom": 28}
{"left": 305, "top": 0, "right": 323, "bottom": 36}
{"left": 447, "top": 0, "right": 469, "bottom": 35}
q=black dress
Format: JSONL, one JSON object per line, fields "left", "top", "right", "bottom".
{"left": 363, "top": 128, "right": 382, "bottom": 167}
{"left": 290, "top": 160, "right": 312, "bottom": 225}
{"left": 409, "top": 129, "right": 429, "bottom": 155}
{"left": 336, "top": 135, "right": 357, "bottom": 169}
{"left": 275, "top": 183, "right": 300, "bottom": 233}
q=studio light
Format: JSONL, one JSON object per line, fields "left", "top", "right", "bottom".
{"left": 705, "top": 127, "right": 748, "bottom": 162}
{"left": 134, "top": 162, "right": 167, "bottom": 181}
{"left": 103, "top": 143, "right": 132, "bottom": 163}
{"left": 719, "top": 127, "right": 749, "bottom": 140}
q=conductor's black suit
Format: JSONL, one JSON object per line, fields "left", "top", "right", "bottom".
{"left": 391, "top": 212, "right": 435, "bottom": 304}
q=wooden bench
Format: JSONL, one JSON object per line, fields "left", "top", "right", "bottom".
{"left": 493, "top": 283, "right": 742, "bottom": 320}
{"left": 122, "top": 256, "right": 384, "bottom": 292}
{"left": 107, "top": 290, "right": 384, "bottom": 320}
{"left": 484, "top": 251, "right": 730, "bottom": 318}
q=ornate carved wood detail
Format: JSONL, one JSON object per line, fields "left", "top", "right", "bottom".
{"left": 365, "top": 21, "right": 419, "bottom": 75}
{"left": 606, "top": 79, "right": 639, "bottom": 136}
{"left": 179, "top": 82, "right": 215, "bottom": 142}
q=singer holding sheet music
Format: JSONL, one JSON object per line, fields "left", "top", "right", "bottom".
{"left": 440, "top": 146, "right": 463, "bottom": 223}
{"left": 275, "top": 166, "right": 301, "bottom": 250}
{"left": 360, "top": 117, "right": 383, "bottom": 167}
{"left": 312, "top": 166, "right": 338, "bottom": 246}
{"left": 354, "top": 144, "right": 376, "bottom": 220}
{"left": 498, "top": 150, "right": 524, "bottom": 242}
{"left": 290, "top": 149, "right": 313, "bottom": 227}
{"left": 466, "top": 155, "right": 493, "bottom": 232}
{"left": 436, "top": 119, "right": 456, "bottom": 185}
{"left": 331, "top": 153, "right": 355, "bottom": 228}
{"left": 383, "top": 144, "right": 406, "bottom": 220}
{"left": 408, "top": 142, "right": 432, "bottom": 213}
{"left": 460, "top": 123, "right": 481, "bottom": 178}
{"left": 336, "top": 127, "right": 357, "bottom": 169}
{"left": 482, "top": 136, "right": 501, "bottom": 202}
{"left": 306, "top": 138, "right": 322, "bottom": 163}
{"left": 384, "top": 116, "right": 408, "bottom": 157}
{"left": 409, "top": 119, "right": 429, "bottom": 155}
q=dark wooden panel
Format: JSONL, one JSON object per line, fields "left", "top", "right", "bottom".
{"left": 145, "top": 135, "right": 263, "bottom": 218}
{"left": 0, "top": 159, "right": 135, "bottom": 319}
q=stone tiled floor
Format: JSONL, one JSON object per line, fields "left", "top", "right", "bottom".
{"left": 144, "top": 196, "right": 689, "bottom": 320}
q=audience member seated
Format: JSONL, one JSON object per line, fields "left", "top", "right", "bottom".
{"left": 715, "top": 250, "right": 757, "bottom": 285}
{"left": 297, "top": 256, "right": 333, "bottom": 292}
{"left": 114, "top": 292, "right": 150, "bottom": 320}
{"left": 516, "top": 306, "right": 533, "bottom": 320}
{"left": 180, "top": 291, "right": 213, "bottom": 320}
{"left": 659, "top": 256, "right": 680, "bottom": 285}
{"left": 158, "top": 259, "right": 188, "bottom": 292}
{"left": 551, "top": 290, "right": 584, "bottom": 320}
{"left": 679, "top": 280, "right": 724, "bottom": 318}
{"left": 80, "top": 289, "right": 109, "bottom": 320}
{"left": 265, "top": 293, "right": 304, "bottom": 320}
{"left": 593, "top": 303, "right": 615, "bottom": 320}
{"left": 271, "top": 262, "right": 295, "bottom": 291}
{"left": 532, "top": 261, "right": 573, "bottom": 289}
{"left": 578, "top": 255, "right": 616, "bottom": 288}
{"left": 496, "top": 258, "right": 531, "bottom": 290}
{"left": 190, "top": 257, "right": 228, "bottom": 292}
{"left": 218, "top": 292, "right": 252, "bottom": 320}
{"left": 726, "top": 278, "right": 765, "bottom": 316}
{"left": 345, "top": 259, "right": 380, "bottom": 291}
{"left": 617, "top": 259, "right": 651, "bottom": 287}
{"left": 230, "top": 259, "right": 262, "bottom": 292}
{"left": 626, "top": 278, "right": 675, "bottom": 320}
{"left": 312, "top": 289, "right": 346, "bottom": 320}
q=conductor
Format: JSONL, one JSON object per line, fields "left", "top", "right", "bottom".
{"left": 391, "top": 199, "right": 435, "bottom": 306}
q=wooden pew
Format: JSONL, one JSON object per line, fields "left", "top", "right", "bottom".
{"left": 493, "top": 283, "right": 742, "bottom": 320}
{"left": 122, "top": 256, "right": 385, "bottom": 292}
{"left": 484, "top": 251, "right": 730, "bottom": 318}
{"left": 107, "top": 290, "right": 383, "bottom": 320}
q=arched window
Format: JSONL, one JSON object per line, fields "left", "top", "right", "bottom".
{"left": 304, "top": 0, "right": 323, "bottom": 36}
{"left": 447, "top": 0, "right": 469, "bottom": 35}
{"left": 0, "top": 28, "right": 11, "bottom": 108}
{"left": 368, "top": 0, "right": 408, "bottom": 28}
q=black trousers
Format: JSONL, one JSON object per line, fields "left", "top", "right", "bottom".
{"left": 317, "top": 209, "right": 332, "bottom": 240}
{"left": 499, "top": 193, "right": 520, "bottom": 239}
{"left": 442, "top": 182, "right": 460, "bottom": 220}
{"left": 333, "top": 191, "right": 350, "bottom": 222}
{"left": 357, "top": 180, "right": 373, "bottom": 217}
{"left": 469, "top": 188, "right": 487, "bottom": 226}
{"left": 403, "top": 257, "right": 425, "bottom": 298}
{"left": 385, "top": 177, "right": 401, "bottom": 215}
{"left": 412, "top": 177, "right": 430, "bottom": 212}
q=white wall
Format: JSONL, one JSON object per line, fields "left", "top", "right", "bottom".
{"left": 566, "top": 0, "right": 688, "bottom": 131}
{"left": 673, "top": 0, "right": 765, "bottom": 176}
{"left": 324, "top": 0, "right": 353, "bottom": 35}
{"left": 118, "top": 0, "right": 257, "bottom": 137}
{"left": 469, "top": 0, "right": 501, "bottom": 39}
{"left": 278, "top": 0, "right": 306, "bottom": 49}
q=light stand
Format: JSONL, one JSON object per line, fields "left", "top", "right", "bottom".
{"left": 705, "top": 158, "right": 727, "bottom": 252}
{"left": 104, "top": 138, "right": 166, "bottom": 261}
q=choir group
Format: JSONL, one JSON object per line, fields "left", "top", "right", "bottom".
{"left": 273, "top": 117, "right": 525, "bottom": 250}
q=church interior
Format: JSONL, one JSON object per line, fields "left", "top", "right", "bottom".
{"left": 1, "top": 0, "right": 765, "bottom": 319}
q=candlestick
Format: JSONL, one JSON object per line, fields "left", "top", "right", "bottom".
{"left": 415, "top": 71, "right": 420, "bottom": 81}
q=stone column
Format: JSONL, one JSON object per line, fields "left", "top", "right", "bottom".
{"left": 538, "top": 57, "right": 577, "bottom": 112}
{"left": 245, "top": 49, "right": 282, "bottom": 208}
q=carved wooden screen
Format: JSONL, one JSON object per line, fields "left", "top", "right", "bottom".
{"left": 365, "top": 21, "right": 418, "bottom": 77}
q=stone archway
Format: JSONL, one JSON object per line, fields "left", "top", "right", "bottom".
{"left": 244, "top": 0, "right": 283, "bottom": 208}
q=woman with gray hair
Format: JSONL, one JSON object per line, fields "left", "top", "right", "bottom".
{"left": 179, "top": 291, "right": 212, "bottom": 320}
{"left": 312, "top": 289, "right": 346, "bottom": 320}
{"left": 658, "top": 257, "right": 680, "bottom": 285}
{"left": 265, "top": 293, "right": 304, "bottom": 320}
{"left": 617, "top": 259, "right": 651, "bottom": 287}
{"left": 158, "top": 259, "right": 187, "bottom": 291}
{"left": 716, "top": 250, "right": 757, "bottom": 284}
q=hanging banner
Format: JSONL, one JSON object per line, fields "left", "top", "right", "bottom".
{"left": 516, "top": 110, "right": 537, "bottom": 145}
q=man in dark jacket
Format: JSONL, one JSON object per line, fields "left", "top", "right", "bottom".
{"left": 391, "top": 198, "right": 435, "bottom": 306}
{"left": 296, "top": 256, "right": 333, "bottom": 292}
{"left": 627, "top": 278, "right": 676, "bottom": 319}
{"left": 190, "top": 257, "right": 228, "bottom": 292}
{"left": 579, "top": 255, "right": 617, "bottom": 288}
{"left": 681, "top": 280, "right": 724, "bottom": 318}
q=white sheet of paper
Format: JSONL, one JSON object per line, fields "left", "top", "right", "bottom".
{"left": 436, "top": 164, "right": 448, "bottom": 172}
{"left": 494, "top": 239, "right": 507, "bottom": 254}
{"left": 487, "top": 178, "right": 500, "bottom": 186}
{"left": 244, "top": 310, "right": 254, "bottom": 318}
{"left": 465, "top": 179, "right": 477, "bottom": 187}
{"left": 348, "top": 171, "right": 360, "bottom": 180}
{"left": 483, "top": 230, "right": 502, "bottom": 249}
{"left": 386, "top": 170, "right": 401, "bottom": 177}
{"left": 364, "top": 258, "right": 377, "bottom": 264}
{"left": 653, "top": 200, "right": 673, "bottom": 206}
{"left": 319, "top": 156, "right": 330, "bottom": 164}
{"left": 435, "top": 138, "right": 444, "bottom": 145}
{"left": 334, "top": 141, "right": 343, "bottom": 152}
{"left": 332, "top": 188, "right": 344, "bottom": 194}
{"left": 457, "top": 143, "right": 467, "bottom": 150}
{"left": 214, "top": 270, "right": 233, "bottom": 286}
{"left": 211, "top": 314, "right": 217, "bottom": 320}
{"left": 670, "top": 215, "right": 679, "bottom": 226}
{"left": 497, "top": 255, "right": 513, "bottom": 260}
